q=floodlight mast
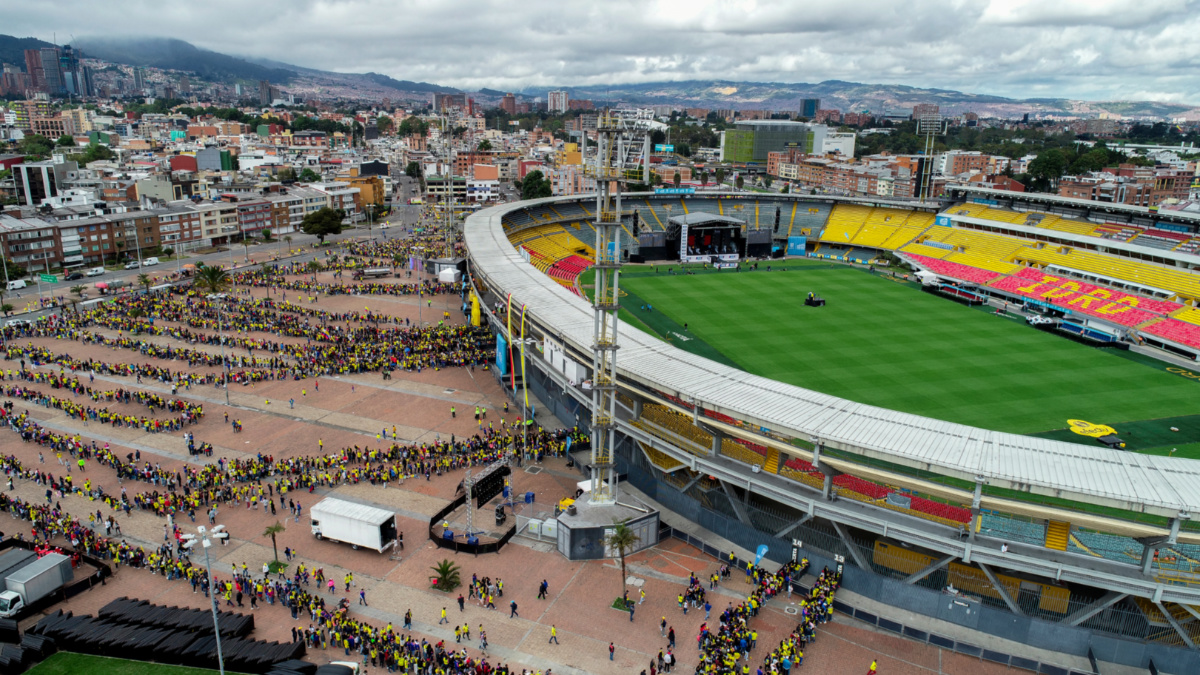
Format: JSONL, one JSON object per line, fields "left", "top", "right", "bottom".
{"left": 583, "top": 108, "right": 652, "bottom": 505}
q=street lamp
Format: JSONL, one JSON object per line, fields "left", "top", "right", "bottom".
{"left": 208, "top": 294, "right": 232, "bottom": 405}
{"left": 181, "top": 524, "right": 230, "bottom": 675}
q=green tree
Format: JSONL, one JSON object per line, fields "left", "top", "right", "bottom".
{"left": 763, "top": 176, "right": 773, "bottom": 189}
{"left": 0, "top": 258, "right": 28, "bottom": 281}
{"left": 605, "top": 519, "right": 641, "bottom": 601}
{"left": 735, "top": 174, "right": 745, "bottom": 190}
{"left": 263, "top": 521, "right": 286, "bottom": 562}
{"left": 1027, "top": 149, "right": 1068, "bottom": 190}
{"left": 195, "top": 265, "right": 231, "bottom": 295}
{"left": 18, "top": 134, "right": 53, "bottom": 160}
{"left": 672, "top": 172, "right": 681, "bottom": 188}
{"left": 137, "top": 273, "right": 152, "bottom": 294}
{"left": 298, "top": 168, "right": 321, "bottom": 182}
{"left": 397, "top": 116, "right": 429, "bottom": 138}
{"left": 70, "top": 285, "right": 86, "bottom": 304}
{"left": 300, "top": 207, "right": 345, "bottom": 243}
{"left": 431, "top": 559, "right": 462, "bottom": 591}
{"left": 780, "top": 183, "right": 790, "bottom": 194}
{"left": 56, "top": 134, "right": 76, "bottom": 147}
{"left": 277, "top": 167, "right": 297, "bottom": 181}
{"left": 405, "top": 161, "right": 422, "bottom": 180}
{"left": 715, "top": 168, "right": 726, "bottom": 185}
{"left": 520, "top": 170, "right": 553, "bottom": 200}
{"left": 477, "top": 139, "right": 492, "bottom": 152}
{"left": 376, "top": 115, "right": 394, "bottom": 135}
{"left": 261, "top": 227, "right": 273, "bottom": 242}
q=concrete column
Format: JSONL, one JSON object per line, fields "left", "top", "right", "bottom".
{"left": 632, "top": 398, "right": 642, "bottom": 420}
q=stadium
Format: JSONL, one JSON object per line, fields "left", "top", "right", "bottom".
{"left": 464, "top": 183, "right": 1200, "bottom": 673}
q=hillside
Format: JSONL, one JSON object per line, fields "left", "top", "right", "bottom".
{"left": 519, "top": 80, "right": 1200, "bottom": 119}
{"left": 0, "top": 35, "right": 55, "bottom": 69}
{"left": 72, "top": 36, "right": 296, "bottom": 83}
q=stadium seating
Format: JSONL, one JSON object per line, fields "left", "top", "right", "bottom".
{"left": 900, "top": 242, "right": 954, "bottom": 259}
{"left": 820, "top": 204, "right": 874, "bottom": 243}
{"left": 942, "top": 251, "right": 1022, "bottom": 275}
{"left": 989, "top": 268, "right": 1174, "bottom": 326}
{"left": 1142, "top": 318, "right": 1200, "bottom": 348}
{"left": 1131, "top": 229, "right": 1191, "bottom": 251}
{"left": 1175, "top": 237, "right": 1200, "bottom": 255}
{"left": 1171, "top": 307, "right": 1200, "bottom": 326}
{"left": 1092, "top": 223, "right": 1143, "bottom": 242}
{"left": 846, "top": 208, "right": 930, "bottom": 249}
{"left": 1031, "top": 214, "right": 1099, "bottom": 237}
{"left": 905, "top": 254, "right": 1005, "bottom": 285}
{"left": 635, "top": 404, "right": 714, "bottom": 456}
{"left": 979, "top": 513, "right": 1047, "bottom": 546}
{"left": 1013, "top": 245, "right": 1200, "bottom": 301}
{"left": 919, "top": 227, "right": 1032, "bottom": 261}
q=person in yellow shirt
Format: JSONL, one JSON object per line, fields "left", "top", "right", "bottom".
{"left": 549, "top": 625, "right": 558, "bottom": 644}
{"left": 869, "top": 658, "right": 878, "bottom": 674}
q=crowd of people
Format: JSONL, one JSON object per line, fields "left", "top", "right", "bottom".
{"left": 688, "top": 558, "right": 810, "bottom": 674}
{"left": 758, "top": 566, "right": 841, "bottom": 675}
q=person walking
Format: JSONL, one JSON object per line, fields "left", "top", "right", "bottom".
{"left": 609, "top": 642, "right": 615, "bottom": 661}
{"left": 629, "top": 604, "right": 635, "bottom": 622}
{"left": 358, "top": 589, "right": 367, "bottom": 606}
{"left": 538, "top": 580, "right": 548, "bottom": 599}
{"left": 549, "top": 625, "right": 558, "bottom": 644}
{"left": 510, "top": 600, "right": 518, "bottom": 618}
{"left": 868, "top": 658, "right": 878, "bottom": 675}
{"left": 439, "top": 607, "right": 448, "bottom": 624}
{"left": 660, "top": 617, "right": 667, "bottom": 637}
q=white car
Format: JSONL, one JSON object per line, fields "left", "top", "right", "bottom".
{"left": 124, "top": 261, "right": 140, "bottom": 270}
{"left": 141, "top": 257, "right": 160, "bottom": 266}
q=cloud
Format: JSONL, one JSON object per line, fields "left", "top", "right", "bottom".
{"left": 3, "top": 0, "right": 1200, "bottom": 103}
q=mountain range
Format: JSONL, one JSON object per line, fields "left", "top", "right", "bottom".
{"left": 2, "top": 34, "right": 1197, "bottom": 119}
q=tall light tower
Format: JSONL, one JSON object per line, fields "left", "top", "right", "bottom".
{"left": 915, "top": 104, "right": 944, "bottom": 202}
{"left": 584, "top": 109, "right": 651, "bottom": 505}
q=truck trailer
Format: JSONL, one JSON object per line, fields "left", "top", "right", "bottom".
{"left": 310, "top": 498, "right": 398, "bottom": 552}
{"left": 0, "top": 553, "right": 73, "bottom": 618}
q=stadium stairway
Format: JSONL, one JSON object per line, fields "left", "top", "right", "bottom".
{"left": 1045, "top": 520, "right": 1070, "bottom": 551}
{"left": 763, "top": 447, "right": 781, "bottom": 474}
{"left": 1068, "top": 533, "right": 1103, "bottom": 558}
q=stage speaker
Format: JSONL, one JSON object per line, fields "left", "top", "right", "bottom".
{"left": 629, "top": 254, "right": 645, "bottom": 263}
{"left": 443, "top": 529, "right": 455, "bottom": 540}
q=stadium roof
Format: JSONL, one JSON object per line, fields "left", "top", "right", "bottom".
{"left": 466, "top": 193, "right": 1200, "bottom": 518}
{"left": 668, "top": 212, "right": 746, "bottom": 227}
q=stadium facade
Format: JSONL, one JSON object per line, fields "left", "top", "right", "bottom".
{"left": 466, "top": 187, "right": 1200, "bottom": 673}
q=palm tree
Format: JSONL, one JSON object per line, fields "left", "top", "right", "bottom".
{"left": 431, "top": 559, "right": 461, "bottom": 591}
{"left": 242, "top": 238, "right": 252, "bottom": 262}
{"left": 195, "top": 265, "right": 231, "bottom": 296}
{"left": 69, "top": 285, "right": 85, "bottom": 308}
{"left": 283, "top": 235, "right": 293, "bottom": 253}
{"left": 306, "top": 260, "right": 321, "bottom": 277}
{"left": 606, "top": 519, "right": 641, "bottom": 602}
{"left": 263, "top": 521, "right": 286, "bottom": 562}
{"left": 137, "top": 273, "right": 152, "bottom": 294}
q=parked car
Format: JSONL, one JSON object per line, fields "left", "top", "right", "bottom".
{"left": 141, "top": 257, "right": 160, "bottom": 266}
{"left": 64, "top": 272, "right": 84, "bottom": 281}
{"left": 124, "top": 261, "right": 140, "bottom": 270}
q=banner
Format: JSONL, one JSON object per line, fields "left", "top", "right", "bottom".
{"left": 786, "top": 236, "right": 807, "bottom": 256}
{"left": 496, "top": 335, "right": 509, "bottom": 376}
{"left": 755, "top": 545, "right": 768, "bottom": 565}
{"left": 470, "top": 292, "right": 481, "bottom": 327}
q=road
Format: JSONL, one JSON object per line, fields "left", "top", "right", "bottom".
{"left": 5, "top": 177, "right": 439, "bottom": 320}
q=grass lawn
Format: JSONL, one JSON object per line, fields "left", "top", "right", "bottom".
{"left": 620, "top": 263, "right": 1200, "bottom": 436}
{"left": 28, "top": 653, "right": 242, "bottom": 675}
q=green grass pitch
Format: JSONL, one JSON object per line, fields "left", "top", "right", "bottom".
{"left": 617, "top": 262, "right": 1200, "bottom": 437}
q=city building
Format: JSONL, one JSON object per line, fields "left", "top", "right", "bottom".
{"left": 500, "top": 93, "right": 517, "bottom": 115}
{"left": 799, "top": 98, "right": 820, "bottom": 118}
{"left": 547, "top": 90, "right": 568, "bottom": 114}
{"left": 720, "top": 121, "right": 828, "bottom": 163}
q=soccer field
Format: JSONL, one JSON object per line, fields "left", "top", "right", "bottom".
{"left": 617, "top": 262, "right": 1200, "bottom": 437}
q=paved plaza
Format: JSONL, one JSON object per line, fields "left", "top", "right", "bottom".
{"left": 0, "top": 257, "right": 1022, "bottom": 675}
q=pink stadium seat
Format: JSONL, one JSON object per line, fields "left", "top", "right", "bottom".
{"left": 991, "top": 270, "right": 1171, "bottom": 327}
{"left": 1142, "top": 319, "right": 1200, "bottom": 349}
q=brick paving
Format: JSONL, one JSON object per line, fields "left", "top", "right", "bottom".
{"left": 0, "top": 264, "right": 1037, "bottom": 674}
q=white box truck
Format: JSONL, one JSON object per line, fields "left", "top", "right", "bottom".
{"left": 0, "top": 552, "right": 73, "bottom": 618}
{"left": 310, "top": 498, "right": 398, "bottom": 552}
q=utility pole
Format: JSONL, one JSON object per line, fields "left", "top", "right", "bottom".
{"left": 181, "top": 524, "right": 229, "bottom": 675}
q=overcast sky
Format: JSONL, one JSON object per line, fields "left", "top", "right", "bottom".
{"left": 6, "top": 0, "right": 1200, "bottom": 103}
